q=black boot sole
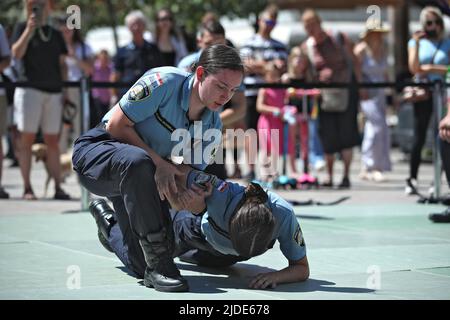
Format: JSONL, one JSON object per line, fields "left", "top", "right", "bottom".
{"left": 143, "top": 277, "right": 189, "bottom": 292}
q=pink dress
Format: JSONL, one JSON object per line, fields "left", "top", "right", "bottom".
{"left": 257, "top": 88, "right": 294, "bottom": 156}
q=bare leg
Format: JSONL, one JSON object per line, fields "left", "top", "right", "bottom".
{"left": 18, "top": 132, "right": 36, "bottom": 199}
{"left": 324, "top": 153, "right": 335, "bottom": 185}
{"left": 341, "top": 148, "right": 353, "bottom": 179}
{"left": 42, "top": 133, "right": 62, "bottom": 190}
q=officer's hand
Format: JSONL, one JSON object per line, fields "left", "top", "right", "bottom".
{"left": 249, "top": 272, "right": 279, "bottom": 289}
{"left": 154, "top": 161, "right": 184, "bottom": 201}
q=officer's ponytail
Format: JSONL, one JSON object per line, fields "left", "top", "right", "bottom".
{"left": 229, "top": 183, "right": 275, "bottom": 258}
{"left": 194, "top": 44, "right": 245, "bottom": 76}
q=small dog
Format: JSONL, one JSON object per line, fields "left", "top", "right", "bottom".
{"left": 31, "top": 143, "right": 73, "bottom": 197}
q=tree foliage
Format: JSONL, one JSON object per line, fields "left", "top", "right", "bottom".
{"left": 1, "top": 0, "right": 270, "bottom": 35}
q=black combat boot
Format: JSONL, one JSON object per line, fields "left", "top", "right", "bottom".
{"left": 89, "top": 199, "right": 116, "bottom": 253}
{"left": 139, "top": 228, "right": 189, "bottom": 292}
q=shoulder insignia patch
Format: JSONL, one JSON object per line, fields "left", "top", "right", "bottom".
{"left": 128, "top": 73, "right": 164, "bottom": 101}
{"left": 293, "top": 224, "right": 305, "bottom": 247}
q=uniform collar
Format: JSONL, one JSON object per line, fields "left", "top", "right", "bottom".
{"left": 181, "top": 73, "right": 216, "bottom": 125}
{"left": 181, "top": 74, "right": 194, "bottom": 112}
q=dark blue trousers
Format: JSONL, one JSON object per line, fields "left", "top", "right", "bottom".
{"left": 72, "top": 127, "right": 172, "bottom": 277}
{"left": 106, "top": 210, "right": 247, "bottom": 276}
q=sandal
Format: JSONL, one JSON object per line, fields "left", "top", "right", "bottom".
{"left": 23, "top": 188, "right": 37, "bottom": 200}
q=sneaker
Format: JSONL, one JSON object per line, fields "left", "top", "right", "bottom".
{"left": 405, "top": 178, "right": 418, "bottom": 195}
{"left": 429, "top": 208, "right": 450, "bottom": 223}
{"left": 314, "top": 159, "right": 326, "bottom": 172}
{"left": 372, "top": 171, "right": 386, "bottom": 183}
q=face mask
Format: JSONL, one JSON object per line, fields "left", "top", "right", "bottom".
{"left": 425, "top": 30, "right": 438, "bottom": 38}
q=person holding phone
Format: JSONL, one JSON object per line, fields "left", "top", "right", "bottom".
{"left": 11, "top": 0, "right": 70, "bottom": 200}
{"left": 406, "top": 6, "right": 450, "bottom": 195}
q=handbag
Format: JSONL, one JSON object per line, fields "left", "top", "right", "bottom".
{"left": 402, "top": 40, "right": 442, "bottom": 103}
{"left": 320, "top": 88, "right": 349, "bottom": 112}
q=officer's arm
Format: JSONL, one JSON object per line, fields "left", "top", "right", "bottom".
{"left": 106, "top": 104, "right": 166, "bottom": 167}
{"left": 248, "top": 256, "right": 309, "bottom": 289}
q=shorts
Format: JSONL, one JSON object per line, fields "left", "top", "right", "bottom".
{"left": 14, "top": 87, "right": 62, "bottom": 134}
{"left": 0, "top": 95, "right": 7, "bottom": 136}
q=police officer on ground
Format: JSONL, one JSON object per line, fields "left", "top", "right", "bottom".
{"left": 90, "top": 169, "right": 310, "bottom": 289}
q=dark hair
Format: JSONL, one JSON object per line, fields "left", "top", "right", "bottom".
{"left": 229, "top": 183, "right": 275, "bottom": 258}
{"left": 155, "top": 8, "right": 178, "bottom": 40}
{"left": 192, "top": 44, "right": 244, "bottom": 75}
{"left": 198, "top": 20, "right": 225, "bottom": 38}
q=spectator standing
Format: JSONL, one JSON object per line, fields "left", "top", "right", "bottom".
{"left": 90, "top": 49, "right": 112, "bottom": 128}
{"left": 300, "top": 9, "right": 360, "bottom": 189}
{"left": 406, "top": 6, "right": 450, "bottom": 194}
{"left": 11, "top": 0, "right": 70, "bottom": 200}
{"left": 0, "top": 24, "right": 11, "bottom": 199}
{"left": 110, "top": 10, "right": 164, "bottom": 104}
{"left": 240, "top": 5, "right": 288, "bottom": 182}
{"left": 59, "top": 22, "right": 94, "bottom": 152}
{"left": 154, "top": 8, "right": 188, "bottom": 67}
{"left": 256, "top": 61, "right": 293, "bottom": 181}
{"left": 282, "top": 46, "right": 324, "bottom": 176}
{"left": 354, "top": 19, "right": 392, "bottom": 182}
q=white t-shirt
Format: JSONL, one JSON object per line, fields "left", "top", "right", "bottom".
{"left": 66, "top": 42, "right": 94, "bottom": 81}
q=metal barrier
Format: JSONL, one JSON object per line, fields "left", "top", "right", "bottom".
{"left": 0, "top": 78, "right": 448, "bottom": 210}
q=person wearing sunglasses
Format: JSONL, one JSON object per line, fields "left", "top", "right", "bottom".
{"left": 240, "top": 4, "right": 288, "bottom": 182}
{"left": 154, "top": 8, "right": 188, "bottom": 67}
{"left": 406, "top": 6, "right": 450, "bottom": 195}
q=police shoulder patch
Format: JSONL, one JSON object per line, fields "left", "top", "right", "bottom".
{"left": 293, "top": 224, "right": 305, "bottom": 247}
{"left": 127, "top": 73, "right": 164, "bottom": 102}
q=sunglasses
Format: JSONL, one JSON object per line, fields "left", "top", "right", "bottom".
{"left": 425, "top": 19, "right": 441, "bottom": 27}
{"left": 158, "top": 16, "right": 172, "bottom": 22}
{"left": 264, "top": 19, "right": 276, "bottom": 27}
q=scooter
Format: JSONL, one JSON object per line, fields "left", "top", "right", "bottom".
{"left": 272, "top": 106, "right": 298, "bottom": 190}
{"left": 296, "top": 91, "right": 319, "bottom": 189}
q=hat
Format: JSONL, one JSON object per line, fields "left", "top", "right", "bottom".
{"left": 360, "top": 18, "right": 390, "bottom": 39}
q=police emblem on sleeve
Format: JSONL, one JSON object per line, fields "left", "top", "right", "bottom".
{"left": 293, "top": 224, "right": 305, "bottom": 247}
{"left": 128, "top": 81, "right": 149, "bottom": 101}
{"left": 127, "top": 73, "right": 163, "bottom": 102}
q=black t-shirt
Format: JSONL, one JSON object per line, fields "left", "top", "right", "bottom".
{"left": 11, "top": 22, "right": 68, "bottom": 93}
{"left": 113, "top": 40, "right": 164, "bottom": 96}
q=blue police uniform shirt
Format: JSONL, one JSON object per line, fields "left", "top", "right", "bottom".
{"left": 408, "top": 37, "right": 450, "bottom": 82}
{"left": 102, "top": 67, "right": 223, "bottom": 170}
{"left": 186, "top": 171, "right": 307, "bottom": 261}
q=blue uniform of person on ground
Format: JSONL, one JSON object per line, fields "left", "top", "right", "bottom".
{"left": 98, "top": 169, "right": 310, "bottom": 289}
{"left": 72, "top": 45, "right": 245, "bottom": 292}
